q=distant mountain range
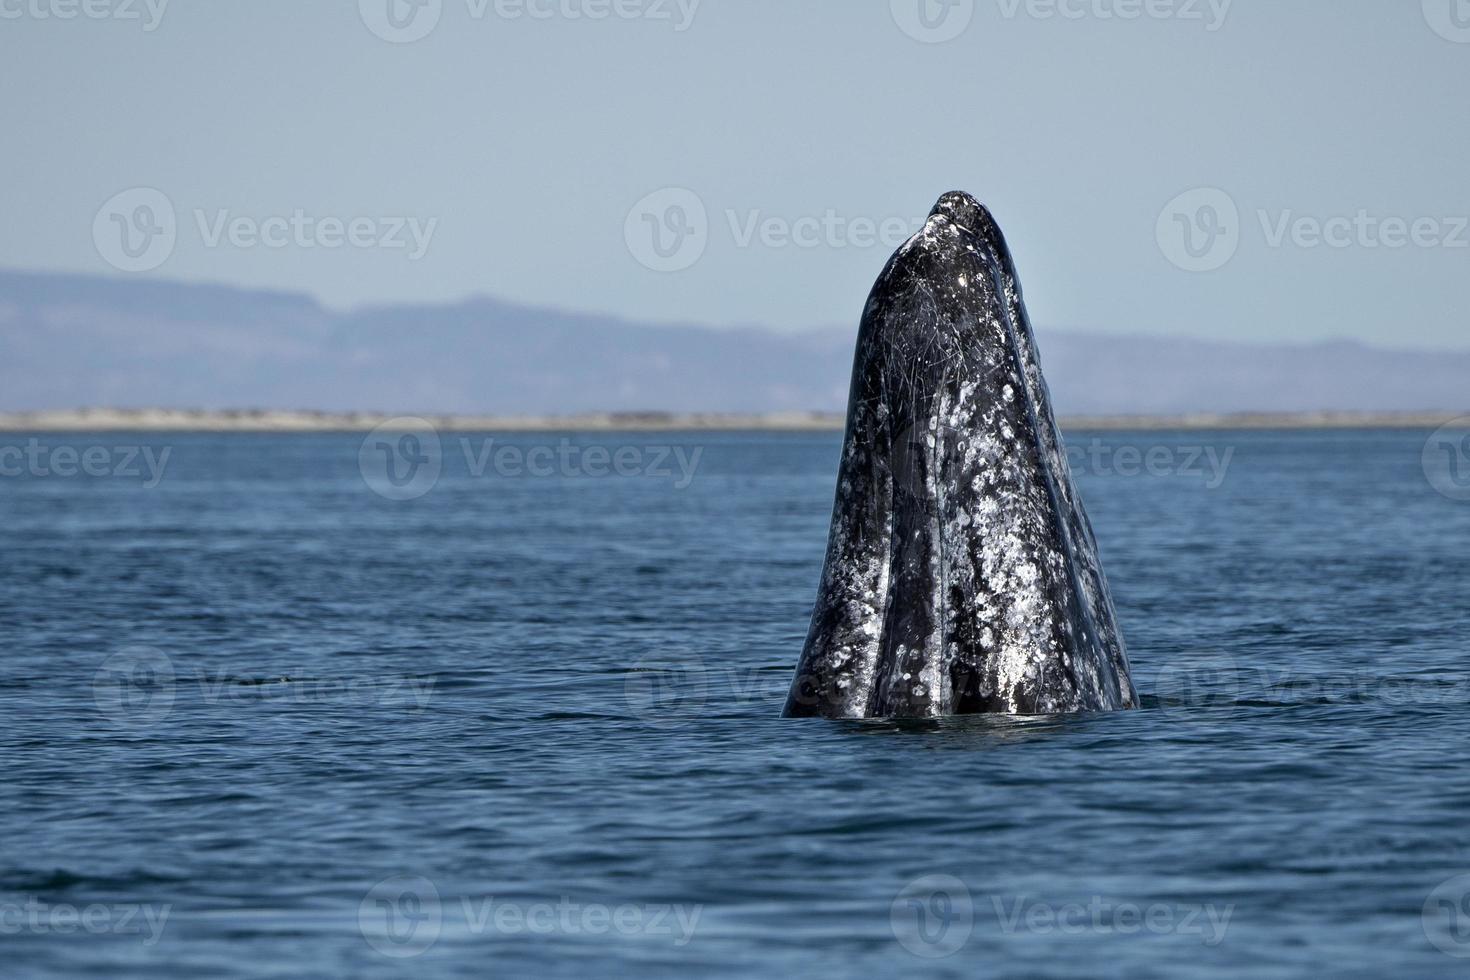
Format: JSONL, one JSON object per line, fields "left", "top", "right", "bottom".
{"left": 2, "top": 268, "right": 1465, "bottom": 416}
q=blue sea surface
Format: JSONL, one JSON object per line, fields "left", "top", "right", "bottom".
{"left": 2, "top": 428, "right": 1469, "bottom": 978}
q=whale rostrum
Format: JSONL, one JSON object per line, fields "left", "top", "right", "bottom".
{"left": 784, "top": 192, "right": 1137, "bottom": 719}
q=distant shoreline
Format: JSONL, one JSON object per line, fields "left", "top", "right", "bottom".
{"left": 0, "top": 409, "right": 1464, "bottom": 433}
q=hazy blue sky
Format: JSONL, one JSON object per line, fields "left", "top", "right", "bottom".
{"left": 1, "top": 0, "right": 1466, "bottom": 346}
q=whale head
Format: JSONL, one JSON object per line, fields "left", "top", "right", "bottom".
{"left": 785, "top": 191, "right": 1136, "bottom": 718}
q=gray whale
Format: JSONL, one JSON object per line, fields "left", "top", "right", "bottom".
{"left": 784, "top": 192, "right": 1137, "bottom": 718}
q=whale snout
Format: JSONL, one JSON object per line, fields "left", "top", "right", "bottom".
{"left": 929, "top": 191, "right": 989, "bottom": 236}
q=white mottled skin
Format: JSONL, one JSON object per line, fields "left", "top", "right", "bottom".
{"left": 972, "top": 203, "right": 1135, "bottom": 709}
{"left": 784, "top": 193, "right": 1137, "bottom": 719}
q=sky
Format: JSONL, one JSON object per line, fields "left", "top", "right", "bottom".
{"left": 1, "top": 0, "right": 1467, "bottom": 347}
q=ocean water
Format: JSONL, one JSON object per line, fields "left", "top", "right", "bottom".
{"left": 3, "top": 427, "right": 1470, "bottom": 978}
